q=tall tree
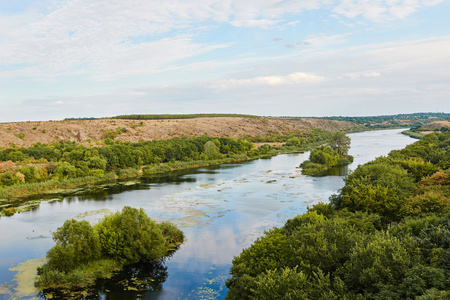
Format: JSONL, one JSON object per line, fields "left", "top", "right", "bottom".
{"left": 329, "top": 131, "right": 351, "bottom": 156}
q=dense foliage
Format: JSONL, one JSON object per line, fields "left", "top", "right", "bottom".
{"left": 36, "top": 206, "right": 184, "bottom": 291}
{"left": 226, "top": 131, "right": 450, "bottom": 299}
{"left": 111, "top": 113, "right": 259, "bottom": 120}
{"left": 300, "top": 131, "right": 354, "bottom": 176}
{"left": 0, "top": 136, "right": 255, "bottom": 190}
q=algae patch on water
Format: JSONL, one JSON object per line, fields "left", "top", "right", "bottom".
{"left": 75, "top": 208, "right": 112, "bottom": 219}
{"left": 8, "top": 257, "right": 46, "bottom": 299}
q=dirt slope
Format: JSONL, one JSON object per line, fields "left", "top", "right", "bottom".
{"left": 0, "top": 117, "right": 360, "bottom": 148}
{"left": 421, "top": 121, "right": 450, "bottom": 131}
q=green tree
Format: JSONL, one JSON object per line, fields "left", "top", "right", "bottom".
{"left": 46, "top": 219, "right": 101, "bottom": 272}
{"left": 203, "top": 140, "right": 220, "bottom": 160}
{"left": 328, "top": 131, "right": 351, "bottom": 156}
{"left": 339, "top": 231, "right": 412, "bottom": 296}
{"left": 95, "top": 206, "right": 167, "bottom": 263}
{"left": 249, "top": 267, "right": 346, "bottom": 300}
{"left": 52, "top": 162, "right": 78, "bottom": 179}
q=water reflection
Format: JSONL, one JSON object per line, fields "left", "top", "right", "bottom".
{"left": 38, "top": 260, "right": 170, "bottom": 300}
{"left": 327, "top": 165, "right": 349, "bottom": 176}
{"left": 97, "top": 261, "right": 169, "bottom": 300}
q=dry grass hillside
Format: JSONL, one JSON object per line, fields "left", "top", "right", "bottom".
{"left": 0, "top": 117, "right": 360, "bottom": 148}
{"left": 421, "top": 121, "right": 450, "bottom": 131}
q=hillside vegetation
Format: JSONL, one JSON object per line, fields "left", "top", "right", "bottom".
{"left": 226, "top": 131, "right": 450, "bottom": 299}
{"left": 319, "top": 112, "right": 450, "bottom": 129}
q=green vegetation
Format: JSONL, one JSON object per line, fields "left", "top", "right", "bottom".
{"left": 226, "top": 131, "right": 450, "bottom": 299}
{"left": 316, "top": 112, "right": 450, "bottom": 129}
{"left": 0, "top": 136, "right": 256, "bottom": 200}
{"left": 111, "top": 113, "right": 259, "bottom": 120}
{"left": 64, "top": 117, "right": 99, "bottom": 121}
{"left": 402, "top": 130, "right": 425, "bottom": 139}
{"left": 404, "top": 120, "right": 450, "bottom": 139}
{"left": 35, "top": 206, "right": 184, "bottom": 295}
{"left": 300, "top": 131, "right": 354, "bottom": 176}
{"left": 0, "top": 128, "right": 336, "bottom": 214}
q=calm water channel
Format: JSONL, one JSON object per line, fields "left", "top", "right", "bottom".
{"left": 0, "top": 129, "right": 414, "bottom": 299}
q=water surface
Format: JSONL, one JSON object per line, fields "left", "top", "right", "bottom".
{"left": 0, "top": 129, "right": 414, "bottom": 299}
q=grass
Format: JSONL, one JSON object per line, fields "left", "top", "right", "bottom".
{"left": 402, "top": 130, "right": 424, "bottom": 139}
{"left": 299, "top": 161, "right": 329, "bottom": 176}
{"left": 35, "top": 259, "right": 122, "bottom": 290}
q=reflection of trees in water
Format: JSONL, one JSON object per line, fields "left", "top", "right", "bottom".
{"left": 141, "top": 170, "right": 198, "bottom": 184}
{"left": 96, "top": 260, "right": 168, "bottom": 299}
{"left": 39, "top": 260, "right": 169, "bottom": 300}
{"left": 327, "top": 165, "right": 349, "bottom": 176}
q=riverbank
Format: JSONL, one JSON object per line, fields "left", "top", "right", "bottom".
{"left": 401, "top": 130, "right": 424, "bottom": 139}
{"left": 0, "top": 128, "right": 356, "bottom": 216}
{"left": 0, "top": 153, "right": 283, "bottom": 216}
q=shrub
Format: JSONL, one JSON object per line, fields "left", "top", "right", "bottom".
{"left": 299, "top": 161, "right": 328, "bottom": 176}
{"left": 46, "top": 219, "right": 102, "bottom": 272}
{"left": 158, "top": 221, "right": 185, "bottom": 248}
{"left": 95, "top": 207, "right": 167, "bottom": 263}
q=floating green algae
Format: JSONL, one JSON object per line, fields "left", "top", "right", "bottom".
{"left": 8, "top": 257, "right": 46, "bottom": 299}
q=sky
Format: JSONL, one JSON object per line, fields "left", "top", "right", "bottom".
{"left": 0, "top": 0, "right": 449, "bottom": 122}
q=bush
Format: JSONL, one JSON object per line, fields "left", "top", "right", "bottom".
{"left": 158, "top": 221, "right": 185, "bottom": 248}
{"left": 95, "top": 207, "right": 167, "bottom": 263}
{"left": 299, "top": 161, "right": 329, "bottom": 176}
{"left": 117, "top": 168, "right": 139, "bottom": 179}
{"left": 36, "top": 207, "right": 185, "bottom": 292}
{"left": 47, "top": 219, "right": 102, "bottom": 272}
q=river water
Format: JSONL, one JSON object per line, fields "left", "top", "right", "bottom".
{"left": 0, "top": 129, "right": 414, "bottom": 299}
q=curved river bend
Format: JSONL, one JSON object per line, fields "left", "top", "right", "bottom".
{"left": 0, "top": 129, "right": 414, "bottom": 299}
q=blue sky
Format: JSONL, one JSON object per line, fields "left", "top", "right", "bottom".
{"left": 0, "top": 0, "right": 449, "bottom": 122}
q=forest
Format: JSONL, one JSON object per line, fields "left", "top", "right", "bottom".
{"left": 226, "top": 131, "right": 450, "bottom": 299}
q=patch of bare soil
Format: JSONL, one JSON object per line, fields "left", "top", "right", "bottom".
{"left": 0, "top": 117, "right": 360, "bottom": 148}
{"left": 421, "top": 121, "right": 450, "bottom": 131}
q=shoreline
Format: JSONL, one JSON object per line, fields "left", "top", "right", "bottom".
{"left": 0, "top": 153, "right": 283, "bottom": 216}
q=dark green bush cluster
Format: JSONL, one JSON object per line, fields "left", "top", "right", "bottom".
{"left": 300, "top": 131, "right": 353, "bottom": 176}
{"left": 36, "top": 206, "right": 184, "bottom": 290}
{"left": 226, "top": 132, "right": 450, "bottom": 299}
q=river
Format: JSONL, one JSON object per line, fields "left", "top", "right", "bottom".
{"left": 0, "top": 129, "right": 414, "bottom": 299}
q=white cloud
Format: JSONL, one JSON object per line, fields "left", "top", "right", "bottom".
{"left": 0, "top": 0, "right": 445, "bottom": 82}
{"left": 230, "top": 19, "right": 281, "bottom": 28}
{"left": 332, "top": 0, "right": 443, "bottom": 22}
{"left": 212, "top": 72, "right": 326, "bottom": 89}
{"left": 343, "top": 71, "right": 381, "bottom": 79}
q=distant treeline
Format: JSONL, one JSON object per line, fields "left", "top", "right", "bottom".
{"left": 315, "top": 112, "right": 450, "bottom": 128}
{"left": 110, "top": 113, "right": 259, "bottom": 120}
{"left": 63, "top": 112, "right": 450, "bottom": 124}
{"left": 64, "top": 117, "right": 99, "bottom": 121}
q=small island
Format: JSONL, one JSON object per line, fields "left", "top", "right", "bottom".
{"left": 35, "top": 206, "right": 184, "bottom": 298}
{"left": 300, "top": 131, "right": 354, "bottom": 176}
